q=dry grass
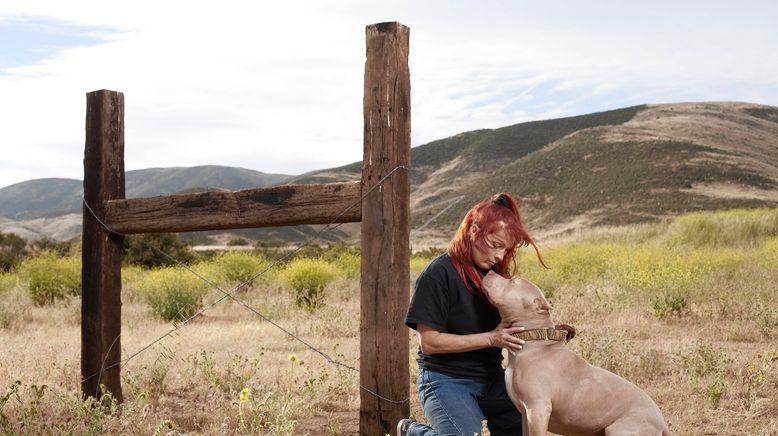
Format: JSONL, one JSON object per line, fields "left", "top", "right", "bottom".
{"left": 1, "top": 209, "right": 778, "bottom": 435}
{"left": 1, "top": 277, "right": 364, "bottom": 435}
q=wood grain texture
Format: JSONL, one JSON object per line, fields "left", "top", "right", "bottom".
{"left": 103, "top": 181, "right": 362, "bottom": 234}
{"left": 359, "top": 22, "right": 411, "bottom": 436}
{"left": 82, "top": 89, "right": 125, "bottom": 402}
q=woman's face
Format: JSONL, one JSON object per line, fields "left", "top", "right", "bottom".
{"left": 469, "top": 223, "right": 513, "bottom": 270}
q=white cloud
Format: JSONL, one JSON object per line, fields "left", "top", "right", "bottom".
{"left": 1, "top": 0, "right": 777, "bottom": 189}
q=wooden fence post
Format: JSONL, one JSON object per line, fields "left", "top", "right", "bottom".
{"left": 82, "top": 89, "right": 125, "bottom": 402}
{"left": 360, "top": 22, "right": 411, "bottom": 435}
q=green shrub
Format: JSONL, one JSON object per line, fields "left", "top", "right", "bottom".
{"left": 227, "top": 237, "right": 250, "bottom": 246}
{"left": 208, "top": 252, "right": 273, "bottom": 285}
{"left": 121, "top": 265, "right": 148, "bottom": 303}
{"left": 281, "top": 242, "right": 358, "bottom": 263}
{"left": 334, "top": 252, "right": 361, "bottom": 279}
{"left": 410, "top": 257, "right": 431, "bottom": 275}
{"left": 29, "top": 238, "right": 77, "bottom": 257}
{"left": 410, "top": 248, "right": 443, "bottom": 275}
{"left": 138, "top": 267, "right": 209, "bottom": 321}
{"left": 412, "top": 246, "right": 445, "bottom": 259}
{"left": 20, "top": 253, "right": 81, "bottom": 305}
{"left": 0, "top": 232, "right": 27, "bottom": 272}
{"left": 704, "top": 374, "right": 727, "bottom": 409}
{"left": 124, "top": 233, "right": 194, "bottom": 269}
{"left": 280, "top": 258, "right": 337, "bottom": 310}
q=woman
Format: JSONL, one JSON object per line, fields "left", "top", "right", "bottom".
{"left": 399, "top": 192, "right": 545, "bottom": 436}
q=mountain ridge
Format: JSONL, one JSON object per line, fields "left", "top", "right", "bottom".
{"left": 2, "top": 101, "right": 776, "bottom": 243}
{"left": 0, "top": 165, "right": 293, "bottom": 220}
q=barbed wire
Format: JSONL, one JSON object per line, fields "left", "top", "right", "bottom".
{"left": 81, "top": 165, "right": 411, "bottom": 404}
{"left": 412, "top": 195, "right": 464, "bottom": 234}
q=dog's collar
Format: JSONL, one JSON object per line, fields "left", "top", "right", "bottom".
{"left": 511, "top": 328, "right": 568, "bottom": 342}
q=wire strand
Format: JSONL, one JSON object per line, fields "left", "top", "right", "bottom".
{"left": 81, "top": 165, "right": 409, "bottom": 405}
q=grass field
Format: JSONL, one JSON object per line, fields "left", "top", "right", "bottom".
{"left": 1, "top": 208, "right": 777, "bottom": 435}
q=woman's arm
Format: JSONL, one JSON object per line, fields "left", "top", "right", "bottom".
{"left": 417, "top": 323, "right": 525, "bottom": 355}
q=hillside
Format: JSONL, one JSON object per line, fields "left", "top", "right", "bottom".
{"left": 294, "top": 102, "right": 778, "bottom": 242}
{"left": 289, "top": 105, "right": 645, "bottom": 186}
{"left": 438, "top": 102, "right": 778, "bottom": 238}
{"left": 0, "top": 165, "right": 292, "bottom": 220}
{"left": 2, "top": 102, "right": 776, "bottom": 243}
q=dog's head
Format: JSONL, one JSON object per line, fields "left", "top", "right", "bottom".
{"left": 482, "top": 270, "right": 554, "bottom": 324}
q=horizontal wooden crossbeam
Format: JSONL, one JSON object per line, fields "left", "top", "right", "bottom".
{"left": 103, "top": 181, "right": 362, "bottom": 234}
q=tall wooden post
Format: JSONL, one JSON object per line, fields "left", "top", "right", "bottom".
{"left": 82, "top": 90, "right": 125, "bottom": 402}
{"left": 360, "top": 22, "right": 411, "bottom": 435}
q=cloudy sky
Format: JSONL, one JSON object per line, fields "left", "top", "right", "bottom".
{"left": 1, "top": 0, "right": 776, "bottom": 189}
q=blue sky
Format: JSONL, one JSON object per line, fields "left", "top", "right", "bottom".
{"left": 0, "top": 16, "right": 113, "bottom": 71}
{"left": 1, "top": 0, "right": 777, "bottom": 189}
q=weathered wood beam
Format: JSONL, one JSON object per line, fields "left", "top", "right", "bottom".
{"left": 103, "top": 181, "right": 361, "bottom": 234}
{"left": 82, "top": 89, "right": 125, "bottom": 402}
{"left": 360, "top": 22, "right": 411, "bottom": 436}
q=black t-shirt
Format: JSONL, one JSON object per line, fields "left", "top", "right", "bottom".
{"left": 405, "top": 253, "right": 503, "bottom": 381}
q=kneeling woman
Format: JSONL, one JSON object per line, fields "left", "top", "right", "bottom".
{"left": 399, "top": 192, "right": 544, "bottom": 436}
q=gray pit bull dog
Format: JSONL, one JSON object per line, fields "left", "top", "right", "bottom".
{"left": 482, "top": 271, "right": 670, "bottom": 436}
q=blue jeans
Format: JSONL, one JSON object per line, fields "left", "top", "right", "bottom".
{"left": 408, "top": 367, "right": 523, "bottom": 436}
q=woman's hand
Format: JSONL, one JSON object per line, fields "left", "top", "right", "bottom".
{"left": 489, "top": 322, "right": 525, "bottom": 355}
{"left": 417, "top": 323, "right": 525, "bottom": 355}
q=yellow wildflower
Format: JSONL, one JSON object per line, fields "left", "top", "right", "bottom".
{"left": 288, "top": 353, "right": 298, "bottom": 363}
{"left": 239, "top": 387, "right": 250, "bottom": 402}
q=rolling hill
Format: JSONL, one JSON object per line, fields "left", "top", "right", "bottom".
{"left": 0, "top": 166, "right": 292, "bottom": 220}
{"left": 297, "top": 101, "right": 778, "bottom": 241}
{"left": 2, "top": 102, "right": 776, "bottom": 243}
{"left": 0, "top": 166, "right": 292, "bottom": 241}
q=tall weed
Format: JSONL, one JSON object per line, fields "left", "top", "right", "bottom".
{"left": 521, "top": 242, "right": 616, "bottom": 297}
{"left": 606, "top": 246, "right": 697, "bottom": 295}
{"left": 0, "top": 273, "right": 28, "bottom": 329}
{"left": 669, "top": 208, "right": 778, "bottom": 248}
{"left": 186, "top": 351, "right": 259, "bottom": 395}
{"left": 733, "top": 350, "right": 776, "bottom": 411}
{"left": 0, "top": 273, "right": 16, "bottom": 296}
{"left": 572, "top": 330, "right": 634, "bottom": 375}
{"left": 755, "top": 237, "right": 778, "bottom": 268}
{"left": 122, "top": 363, "right": 169, "bottom": 404}
{"left": 680, "top": 341, "right": 731, "bottom": 408}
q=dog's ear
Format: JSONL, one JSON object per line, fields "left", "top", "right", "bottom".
{"left": 534, "top": 298, "right": 553, "bottom": 314}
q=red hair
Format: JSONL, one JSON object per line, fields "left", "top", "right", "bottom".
{"left": 447, "top": 193, "right": 545, "bottom": 300}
